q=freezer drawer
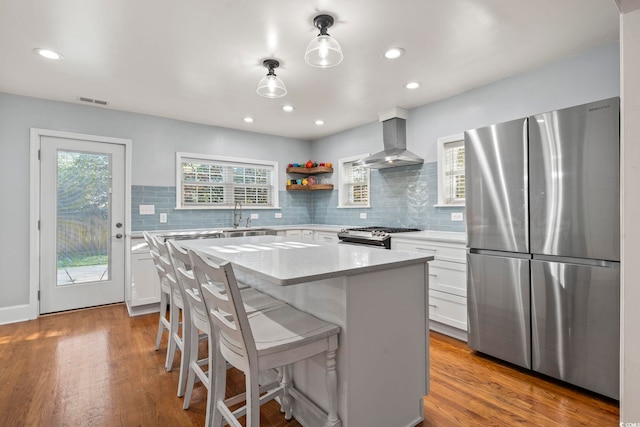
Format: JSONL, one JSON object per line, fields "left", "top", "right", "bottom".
{"left": 531, "top": 259, "right": 619, "bottom": 399}
{"left": 465, "top": 118, "right": 529, "bottom": 254}
{"left": 467, "top": 252, "right": 531, "bottom": 369}
{"left": 529, "top": 97, "right": 620, "bottom": 261}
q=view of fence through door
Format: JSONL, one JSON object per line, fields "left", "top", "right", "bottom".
{"left": 39, "top": 135, "right": 126, "bottom": 314}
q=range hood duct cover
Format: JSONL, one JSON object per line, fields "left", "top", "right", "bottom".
{"left": 355, "top": 117, "right": 424, "bottom": 169}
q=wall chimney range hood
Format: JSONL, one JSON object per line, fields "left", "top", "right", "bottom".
{"left": 354, "top": 107, "right": 424, "bottom": 169}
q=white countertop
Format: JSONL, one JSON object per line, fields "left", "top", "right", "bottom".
{"left": 177, "top": 235, "right": 433, "bottom": 286}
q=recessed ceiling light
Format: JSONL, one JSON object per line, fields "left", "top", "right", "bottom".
{"left": 243, "top": 117, "right": 254, "bottom": 123}
{"left": 314, "top": 120, "right": 325, "bottom": 126}
{"left": 384, "top": 48, "right": 405, "bottom": 59}
{"left": 282, "top": 105, "right": 294, "bottom": 112}
{"left": 34, "top": 48, "right": 64, "bottom": 60}
{"left": 405, "top": 81, "right": 420, "bottom": 90}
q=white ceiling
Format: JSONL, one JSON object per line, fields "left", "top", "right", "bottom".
{"left": 0, "top": 0, "right": 620, "bottom": 141}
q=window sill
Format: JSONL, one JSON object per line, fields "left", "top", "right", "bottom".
{"left": 175, "top": 206, "right": 282, "bottom": 210}
{"left": 434, "top": 204, "right": 465, "bottom": 208}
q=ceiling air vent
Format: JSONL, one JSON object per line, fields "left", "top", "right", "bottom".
{"left": 77, "top": 96, "right": 108, "bottom": 106}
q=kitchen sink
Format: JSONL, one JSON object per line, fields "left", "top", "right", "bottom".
{"left": 220, "top": 228, "right": 277, "bottom": 238}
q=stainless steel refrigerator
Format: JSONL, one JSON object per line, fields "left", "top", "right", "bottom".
{"left": 465, "top": 97, "right": 620, "bottom": 400}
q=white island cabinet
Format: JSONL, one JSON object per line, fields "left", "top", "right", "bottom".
{"left": 179, "top": 235, "right": 433, "bottom": 427}
{"left": 392, "top": 231, "right": 467, "bottom": 341}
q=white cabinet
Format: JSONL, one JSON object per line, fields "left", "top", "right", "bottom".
{"left": 314, "top": 231, "right": 338, "bottom": 243}
{"left": 127, "top": 237, "right": 161, "bottom": 316}
{"left": 392, "top": 235, "right": 467, "bottom": 341}
{"left": 284, "top": 229, "right": 315, "bottom": 240}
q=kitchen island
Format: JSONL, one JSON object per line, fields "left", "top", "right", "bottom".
{"left": 178, "top": 235, "right": 433, "bottom": 427}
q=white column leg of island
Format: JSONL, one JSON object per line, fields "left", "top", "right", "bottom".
{"left": 242, "top": 262, "right": 429, "bottom": 427}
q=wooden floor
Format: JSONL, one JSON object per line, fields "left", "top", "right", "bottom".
{"left": 0, "top": 304, "right": 618, "bottom": 426}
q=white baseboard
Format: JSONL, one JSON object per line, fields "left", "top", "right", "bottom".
{"left": 0, "top": 304, "right": 34, "bottom": 325}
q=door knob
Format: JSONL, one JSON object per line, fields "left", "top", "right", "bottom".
{"left": 115, "top": 233, "right": 123, "bottom": 239}
{"left": 116, "top": 222, "right": 123, "bottom": 228}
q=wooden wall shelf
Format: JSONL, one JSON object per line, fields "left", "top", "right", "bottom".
{"left": 286, "top": 166, "right": 333, "bottom": 174}
{"left": 286, "top": 184, "right": 334, "bottom": 191}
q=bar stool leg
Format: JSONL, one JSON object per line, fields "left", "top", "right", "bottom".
{"left": 280, "top": 365, "right": 293, "bottom": 419}
{"left": 325, "top": 349, "right": 339, "bottom": 427}
{"left": 155, "top": 290, "right": 168, "bottom": 350}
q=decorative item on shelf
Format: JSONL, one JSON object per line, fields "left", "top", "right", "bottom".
{"left": 307, "top": 176, "right": 316, "bottom": 185}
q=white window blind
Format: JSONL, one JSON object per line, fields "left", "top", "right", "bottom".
{"left": 176, "top": 153, "right": 277, "bottom": 209}
{"left": 437, "top": 134, "right": 465, "bottom": 206}
{"left": 339, "top": 156, "right": 370, "bottom": 207}
{"left": 441, "top": 139, "right": 465, "bottom": 205}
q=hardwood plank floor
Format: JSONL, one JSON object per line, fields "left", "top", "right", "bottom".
{"left": 0, "top": 304, "right": 618, "bottom": 426}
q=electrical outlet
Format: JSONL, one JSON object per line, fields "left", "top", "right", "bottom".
{"left": 139, "top": 204, "right": 155, "bottom": 215}
{"left": 360, "top": 212, "right": 367, "bottom": 219}
{"left": 275, "top": 212, "right": 282, "bottom": 219}
{"left": 159, "top": 213, "right": 167, "bottom": 223}
{"left": 451, "top": 212, "right": 464, "bottom": 222}
{"left": 250, "top": 213, "right": 259, "bottom": 220}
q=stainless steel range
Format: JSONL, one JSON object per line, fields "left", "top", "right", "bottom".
{"left": 337, "top": 226, "right": 421, "bottom": 249}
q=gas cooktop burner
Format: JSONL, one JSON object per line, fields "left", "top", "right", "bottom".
{"left": 344, "top": 226, "right": 421, "bottom": 233}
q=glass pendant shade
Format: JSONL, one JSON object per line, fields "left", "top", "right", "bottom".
{"left": 256, "top": 74, "right": 287, "bottom": 98}
{"left": 305, "top": 34, "right": 343, "bottom": 68}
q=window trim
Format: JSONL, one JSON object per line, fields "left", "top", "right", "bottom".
{"left": 436, "top": 133, "right": 465, "bottom": 207}
{"left": 175, "top": 152, "right": 279, "bottom": 210}
{"left": 338, "top": 153, "right": 371, "bottom": 209}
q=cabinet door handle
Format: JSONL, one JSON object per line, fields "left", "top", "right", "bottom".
{"left": 429, "top": 273, "right": 438, "bottom": 278}
{"left": 429, "top": 303, "right": 438, "bottom": 308}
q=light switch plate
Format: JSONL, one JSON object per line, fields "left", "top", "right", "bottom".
{"left": 159, "top": 213, "right": 167, "bottom": 223}
{"left": 139, "top": 204, "right": 155, "bottom": 215}
{"left": 360, "top": 212, "right": 367, "bottom": 219}
{"left": 451, "top": 212, "right": 464, "bottom": 222}
{"left": 275, "top": 212, "right": 283, "bottom": 219}
{"left": 250, "top": 213, "right": 259, "bottom": 219}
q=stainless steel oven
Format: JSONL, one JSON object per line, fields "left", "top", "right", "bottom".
{"left": 337, "top": 227, "right": 420, "bottom": 249}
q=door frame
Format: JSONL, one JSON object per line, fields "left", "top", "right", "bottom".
{"left": 29, "top": 128, "right": 132, "bottom": 319}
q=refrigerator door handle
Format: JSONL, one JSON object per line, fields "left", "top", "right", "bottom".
{"left": 532, "top": 254, "right": 620, "bottom": 269}
{"left": 468, "top": 248, "right": 532, "bottom": 259}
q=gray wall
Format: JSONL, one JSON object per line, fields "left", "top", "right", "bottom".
{"left": 311, "top": 42, "right": 620, "bottom": 229}
{"left": 0, "top": 94, "right": 309, "bottom": 308}
{"left": 0, "top": 41, "right": 620, "bottom": 311}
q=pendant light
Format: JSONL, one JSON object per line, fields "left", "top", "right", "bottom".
{"left": 304, "top": 14, "right": 343, "bottom": 68}
{"left": 256, "top": 59, "right": 287, "bottom": 98}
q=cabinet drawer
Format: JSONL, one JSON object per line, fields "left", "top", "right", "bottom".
{"left": 315, "top": 231, "right": 338, "bottom": 243}
{"left": 393, "top": 239, "right": 466, "bottom": 264}
{"left": 428, "top": 289, "right": 467, "bottom": 331}
{"left": 429, "top": 261, "right": 467, "bottom": 297}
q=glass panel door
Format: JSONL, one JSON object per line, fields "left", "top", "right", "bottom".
{"left": 56, "top": 150, "right": 111, "bottom": 286}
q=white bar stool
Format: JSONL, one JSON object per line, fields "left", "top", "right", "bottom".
{"left": 189, "top": 249, "right": 341, "bottom": 427}
{"left": 168, "top": 241, "right": 287, "bottom": 425}
{"left": 142, "top": 231, "right": 171, "bottom": 351}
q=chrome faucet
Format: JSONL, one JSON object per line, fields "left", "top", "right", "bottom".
{"left": 233, "top": 201, "right": 242, "bottom": 228}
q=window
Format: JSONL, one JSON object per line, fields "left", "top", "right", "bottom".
{"left": 176, "top": 152, "right": 278, "bottom": 209}
{"left": 338, "top": 154, "right": 370, "bottom": 208}
{"left": 437, "top": 133, "right": 465, "bottom": 206}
